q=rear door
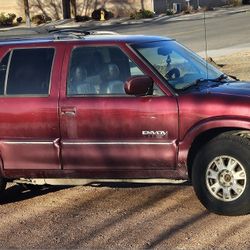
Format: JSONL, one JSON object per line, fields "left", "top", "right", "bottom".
{"left": 0, "top": 44, "right": 63, "bottom": 170}
{"left": 59, "top": 43, "right": 178, "bottom": 177}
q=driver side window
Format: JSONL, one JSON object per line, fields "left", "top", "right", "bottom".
{"left": 67, "top": 46, "right": 143, "bottom": 96}
{"left": 67, "top": 46, "right": 164, "bottom": 96}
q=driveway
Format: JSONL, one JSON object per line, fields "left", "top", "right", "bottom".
{"left": 0, "top": 183, "right": 249, "bottom": 249}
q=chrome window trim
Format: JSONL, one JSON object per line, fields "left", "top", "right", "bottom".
{"left": 66, "top": 94, "right": 163, "bottom": 98}
{"left": 2, "top": 141, "right": 53, "bottom": 145}
{"left": 2, "top": 141, "right": 172, "bottom": 146}
{"left": 4, "top": 50, "right": 12, "bottom": 95}
{"left": 63, "top": 141, "right": 173, "bottom": 145}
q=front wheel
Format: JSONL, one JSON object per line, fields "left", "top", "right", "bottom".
{"left": 192, "top": 133, "right": 250, "bottom": 215}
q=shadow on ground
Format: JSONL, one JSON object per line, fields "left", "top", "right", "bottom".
{"left": 0, "top": 180, "right": 190, "bottom": 204}
{"left": 0, "top": 184, "right": 69, "bottom": 205}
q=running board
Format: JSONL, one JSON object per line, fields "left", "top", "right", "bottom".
{"left": 14, "top": 178, "right": 186, "bottom": 186}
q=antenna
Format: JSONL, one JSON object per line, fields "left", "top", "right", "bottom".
{"left": 203, "top": 10, "right": 209, "bottom": 79}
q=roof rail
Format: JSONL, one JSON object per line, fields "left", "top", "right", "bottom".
{"left": 0, "top": 33, "right": 84, "bottom": 45}
{"left": 88, "top": 30, "right": 119, "bottom": 35}
{"left": 0, "top": 28, "right": 119, "bottom": 45}
{"left": 48, "top": 28, "right": 119, "bottom": 36}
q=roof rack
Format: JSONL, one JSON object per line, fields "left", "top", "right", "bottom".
{"left": 48, "top": 28, "right": 119, "bottom": 36}
{"left": 0, "top": 28, "right": 119, "bottom": 45}
{"left": 0, "top": 34, "right": 74, "bottom": 44}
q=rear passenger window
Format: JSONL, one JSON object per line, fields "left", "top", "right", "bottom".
{"left": 6, "top": 48, "right": 54, "bottom": 95}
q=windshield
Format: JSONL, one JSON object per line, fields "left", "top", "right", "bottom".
{"left": 132, "top": 40, "right": 224, "bottom": 90}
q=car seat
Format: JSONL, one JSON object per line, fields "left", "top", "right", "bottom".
{"left": 102, "top": 63, "right": 124, "bottom": 94}
{"left": 69, "top": 66, "right": 96, "bottom": 95}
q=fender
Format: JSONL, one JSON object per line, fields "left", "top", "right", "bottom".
{"left": 177, "top": 116, "right": 250, "bottom": 166}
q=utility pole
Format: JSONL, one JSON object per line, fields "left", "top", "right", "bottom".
{"left": 23, "top": 0, "right": 31, "bottom": 27}
{"left": 62, "top": 0, "right": 71, "bottom": 19}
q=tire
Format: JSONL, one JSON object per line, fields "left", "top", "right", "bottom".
{"left": 0, "top": 178, "right": 6, "bottom": 194}
{"left": 192, "top": 133, "right": 250, "bottom": 216}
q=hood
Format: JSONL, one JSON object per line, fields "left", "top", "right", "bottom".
{"left": 204, "top": 81, "right": 250, "bottom": 97}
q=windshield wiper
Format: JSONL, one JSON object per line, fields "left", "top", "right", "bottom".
{"left": 227, "top": 74, "right": 240, "bottom": 81}
{"left": 180, "top": 74, "right": 239, "bottom": 91}
{"left": 197, "top": 74, "right": 228, "bottom": 84}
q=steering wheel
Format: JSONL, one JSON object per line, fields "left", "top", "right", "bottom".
{"left": 166, "top": 68, "right": 180, "bottom": 80}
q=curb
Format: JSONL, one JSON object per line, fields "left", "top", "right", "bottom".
{"left": 0, "top": 6, "right": 250, "bottom": 32}
{"left": 68, "top": 7, "right": 250, "bottom": 27}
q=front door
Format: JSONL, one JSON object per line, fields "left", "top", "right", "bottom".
{"left": 59, "top": 44, "right": 178, "bottom": 177}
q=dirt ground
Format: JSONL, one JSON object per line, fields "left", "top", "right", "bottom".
{"left": 0, "top": 51, "right": 250, "bottom": 249}
{"left": 213, "top": 50, "right": 250, "bottom": 81}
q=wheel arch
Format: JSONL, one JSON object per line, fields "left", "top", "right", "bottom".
{"left": 179, "top": 119, "right": 250, "bottom": 180}
{"left": 186, "top": 127, "right": 236, "bottom": 180}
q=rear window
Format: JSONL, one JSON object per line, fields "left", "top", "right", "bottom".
{"left": 0, "top": 48, "right": 54, "bottom": 96}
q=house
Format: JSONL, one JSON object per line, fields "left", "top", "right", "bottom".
{"left": 0, "top": 0, "right": 154, "bottom": 19}
{"left": 153, "top": 0, "right": 230, "bottom": 13}
{"left": 0, "top": 0, "right": 240, "bottom": 20}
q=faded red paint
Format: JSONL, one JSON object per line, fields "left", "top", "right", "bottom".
{"left": 0, "top": 36, "right": 249, "bottom": 181}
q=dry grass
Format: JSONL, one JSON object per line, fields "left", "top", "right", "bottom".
{"left": 214, "top": 50, "right": 250, "bottom": 81}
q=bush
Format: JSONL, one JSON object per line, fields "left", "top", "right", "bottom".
{"left": 91, "top": 8, "right": 114, "bottom": 20}
{"left": 31, "top": 14, "right": 45, "bottom": 25}
{"left": 0, "top": 13, "right": 16, "bottom": 26}
{"left": 45, "top": 16, "right": 52, "bottom": 22}
{"left": 228, "top": 0, "right": 243, "bottom": 6}
{"left": 182, "top": 9, "right": 191, "bottom": 14}
{"left": 31, "top": 14, "right": 51, "bottom": 25}
{"left": 203, "top": 6, "right": 215, "bottom": 11}
{"left": 182, "top": 5, "right": 195, "bottom": 14}
{"left": 16, "top": 16, "right": 23, "bottom": 23}
{"left": 75, "top": 15, "right": 91, "bottom": 22}
{"left": 130, "top": 9, "right": 154, "bottom": 19}
{"left": 166, "top": 9, "right": 174, "bottom": 15}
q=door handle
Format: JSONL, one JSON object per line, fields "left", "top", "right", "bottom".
{"left": 61, "top": 107, "right": 76, "bottom": 116}
{"left": 63, "top": 111, "right": 76, "bottom": 116}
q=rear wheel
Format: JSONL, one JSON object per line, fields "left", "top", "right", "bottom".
{"left": 192, "top": 133, "right": 250, "bottom": 215}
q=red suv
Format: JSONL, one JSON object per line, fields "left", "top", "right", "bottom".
{"left": 0, "top": 30, "right": 249, "bottom": 215}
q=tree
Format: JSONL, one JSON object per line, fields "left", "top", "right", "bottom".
{"left": 70, "top": 0, "right": 77, "bottom": 17}
{"left": 62, "top": 0, "right": 71, "bottom": 19}
{"left": 23, "top": 0, "right": 31, "bottom": 27}
{"left": 140, "top": 0, "right": 145, "bottom": 10}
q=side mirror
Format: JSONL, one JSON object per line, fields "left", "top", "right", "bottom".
{"left": 124, "top": 75, "right": 153, "bottom": 96}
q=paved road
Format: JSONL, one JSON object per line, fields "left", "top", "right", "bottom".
{"left": 1, "top": 10, "right": 249, "bottom": 55}
{"left": 101, "top": 11, "right": 250, "bottom": 53}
